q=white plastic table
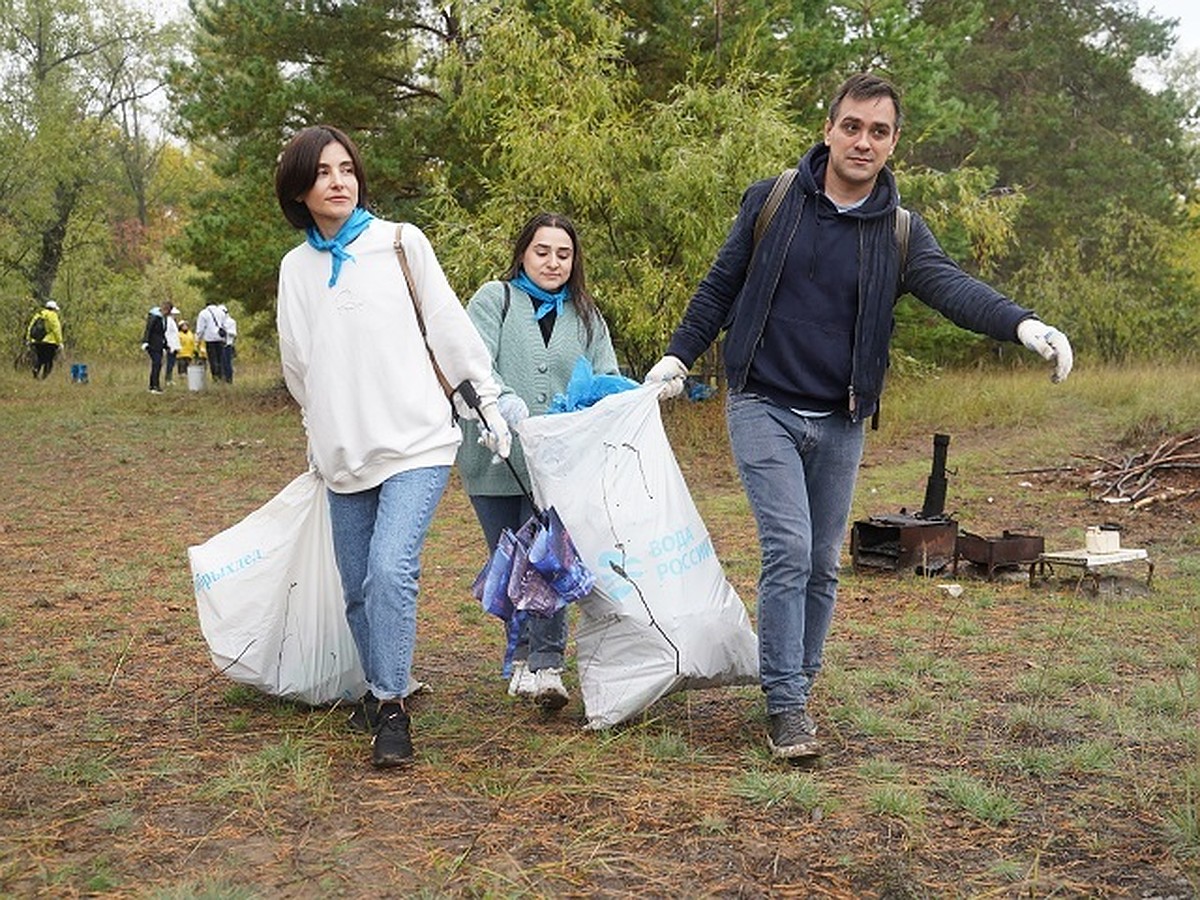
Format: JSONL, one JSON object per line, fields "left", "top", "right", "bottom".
{"left": 1030, "top": 548, "right": 1153, "bottom": 591}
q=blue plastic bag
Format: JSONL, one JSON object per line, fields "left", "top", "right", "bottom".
{"left": 546, "top": 357, "right": 639, "bottom": 413}
{"left": 507, "top": 516, "right": 565, "bottom": 616}
{"left": 472, "top": 527, "right": 518, "bottom": 622}
{"left": 528, "top": 506, "right": 595, "bottom": 602}
{"left": 472, "top": 505, "right": 597, "bottom": 676}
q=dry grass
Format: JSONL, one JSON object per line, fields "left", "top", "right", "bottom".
{"left": 1, "top": 358, "right": 1198, "bottom": 897}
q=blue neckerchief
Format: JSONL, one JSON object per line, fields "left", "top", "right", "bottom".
{"left": 305, "top": 208, "right": 375, "bottom": 287}
{"left": 511, "top": 270, "right": 570, "bottom": 320}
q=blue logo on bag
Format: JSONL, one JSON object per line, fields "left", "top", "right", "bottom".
{"left": 193, "top": 549, "right": 265, "bottom": 592}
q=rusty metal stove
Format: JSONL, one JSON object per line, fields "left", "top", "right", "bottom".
{"left": 953, "top": 531, "right": 1045, "bottom": 580}
{"left": 851, "top": 433, "right": 959, "bottom": 574}
{"left": 850, "top": 513, "right": 959, "bottom": 574}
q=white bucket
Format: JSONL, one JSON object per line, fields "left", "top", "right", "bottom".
{"left": 187, "top": 365, "right": 206, "bottom": 392}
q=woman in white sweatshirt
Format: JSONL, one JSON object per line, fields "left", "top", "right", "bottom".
{"left": 274, "top": 125, "right": 511, "bottom": 769}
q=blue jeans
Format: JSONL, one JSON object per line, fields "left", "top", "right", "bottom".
{"left": 726, "top": 392, "right": 865, "bottom": 714}
{"left": 469, "top": 493, "right": 568, "bottom": 672}
{"left": 327, "top": 466, "right": 450, "bottom": 701}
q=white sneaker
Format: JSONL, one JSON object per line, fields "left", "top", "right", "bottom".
{"left": 507, "top": 661, "right": 536, "bottom": 698}
{"left": 532, "top": 667, "right": 569, "bottom": 710}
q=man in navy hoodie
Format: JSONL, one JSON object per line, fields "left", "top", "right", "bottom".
{"left": 644, "top": 73, "right": 1072, "bottom": 760}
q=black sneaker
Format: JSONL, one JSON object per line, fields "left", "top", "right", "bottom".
{"left": 347, "top": 691, "right": 380, "bottom": 734}
{"left": 767, "top": 709, "right": 822, "bottom": 759}
{"left": 372, "top": 702, "right": 414, "bottom": 768}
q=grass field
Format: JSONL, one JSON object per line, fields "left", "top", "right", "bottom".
{"left": 1, "top": 357, "right": 1198, "bottom": 897}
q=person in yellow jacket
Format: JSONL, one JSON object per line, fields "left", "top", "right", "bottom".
{"left": 26, "top": 300, "right": 63, "bottom": 379}
{"left": 176, "top": 319, "right": 197, "bottom": 377}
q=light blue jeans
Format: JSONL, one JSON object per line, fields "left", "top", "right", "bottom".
{"left": 327, "top": 466, "right": 450, "bottom": 701}
{"left": 469, "top": 493, "right": 568, "bottom": 672}
{"left": 726, "top": 392, "right": 865, "bottom": 715}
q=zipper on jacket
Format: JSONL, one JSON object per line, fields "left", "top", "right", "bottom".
{"left": 847, "top": 223, "right": 867, "bottom": 421}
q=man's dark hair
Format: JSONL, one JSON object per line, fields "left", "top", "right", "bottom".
{"left": 828, "top": 73, "right": 903, "bottom": 131}
{"left": 275, "top": 125, "right": 369, "bottom": 230}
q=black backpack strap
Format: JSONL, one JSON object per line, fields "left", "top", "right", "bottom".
{"left": 753, "top": 168, "right": 797, "bottom": 249}
{"left": 493, "top": 281, "right": 512, "bottom": 366}
{"left": 873, "top": 206, "right": 912, "bottom": 432}
{"left": 895, "top": 206, "right": 911, "bottom": 283}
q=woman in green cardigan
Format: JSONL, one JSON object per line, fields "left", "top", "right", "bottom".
{"left": 458, "top": 212, "right": 620, "bottom": 711}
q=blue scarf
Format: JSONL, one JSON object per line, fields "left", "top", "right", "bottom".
{"left": 305, "top": 208, "right": 375, "bottom": 287}
{"left": 511, "top": 270, "right": 570, "bottom": 320}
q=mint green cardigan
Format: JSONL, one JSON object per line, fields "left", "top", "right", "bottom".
{"left": 456, "top": 280, "right": 620, "bottom": 496}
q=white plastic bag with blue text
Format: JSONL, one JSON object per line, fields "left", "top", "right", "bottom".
{"left": 189, "top": 471, "right": 367, "bottom": 706}
{"left": 517, "top": 385, "right": 759, "bottom": 729}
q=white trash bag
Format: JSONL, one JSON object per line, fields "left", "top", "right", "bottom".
{"left": 518, "top": 384, "right": 759, "bottom": 729}
{"left": 189, "top": 471, "right": 367, "bottom": 706}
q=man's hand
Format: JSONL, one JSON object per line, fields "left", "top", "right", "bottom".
{"left": 643, "top": 355, "right": 688, "bottom": 400}
{"left": 478, "top": 402, "right": 513, "bottom": 459}
{"left": 1017, "top": 319, "right": 1073, "bottom": 383}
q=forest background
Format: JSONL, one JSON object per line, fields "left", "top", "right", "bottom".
{"left": 2, "top": 0, "right": 1200, "bottom": 376}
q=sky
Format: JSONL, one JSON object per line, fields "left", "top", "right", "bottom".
{"left": 1139, "top": 0, "right": 1200, "bottom": 55}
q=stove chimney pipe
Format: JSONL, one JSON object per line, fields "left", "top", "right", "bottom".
{"left": 920, "top": 433, "right": 951, "bottom": 519}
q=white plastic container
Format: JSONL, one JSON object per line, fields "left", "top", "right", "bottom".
{"left": 187, "top": 365, "right": 206, "bottom": 392}
{"left": 1085, "top": 526, "right": 1120, "bottom": 554}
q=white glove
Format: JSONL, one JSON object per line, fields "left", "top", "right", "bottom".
{"left": 497, "top": 393, "right": 529, "bottom": 427}
{"left": 1017, "top": 319, "right": 1073, "bottom": 383}
{"left": 478, "top": 402, "right": 512, "bottom": 459}
{"left": 643, "top": 355, "right": 688, "bottom": 400}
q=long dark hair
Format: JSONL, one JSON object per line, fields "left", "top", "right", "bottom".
{"left": 504, "top": 212, "right": 599, "bottom": 346}
{"left": 275, "top": 125, "right": 370, "bottom": 230}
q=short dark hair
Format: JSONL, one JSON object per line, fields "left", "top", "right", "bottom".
{"left": 828, "top": 73, "right": 903, "bottom": 131}
{"left": 504, "top": 211, "right": 599, "bottom": 346}
{"left": 275, "top": 125, "right": 369, "bottom": 230}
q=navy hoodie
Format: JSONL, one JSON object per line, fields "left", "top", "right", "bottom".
{"left": 667, "top": 142, "right": 1033, "bottom": 420}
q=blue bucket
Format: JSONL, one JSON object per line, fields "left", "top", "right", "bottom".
{"left": 70, "top": 363, "right": 88, "bottom": 383}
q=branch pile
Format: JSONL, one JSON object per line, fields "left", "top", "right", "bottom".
{"left": 1078, "top": 433, "right": 1200, "bottom": 507}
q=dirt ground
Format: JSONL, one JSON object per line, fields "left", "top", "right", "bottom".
{"left": 2, "top": 374, "right": 1198, "bottom": 897}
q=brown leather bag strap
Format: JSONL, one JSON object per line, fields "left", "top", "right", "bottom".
{"left": 394, "top": 224, "right": 454, "bottom": 399}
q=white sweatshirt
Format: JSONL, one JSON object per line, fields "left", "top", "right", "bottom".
{"left": 165, "top": 314, "right": 181, "bottom": 352}
{"left": 195, "top": 304, "right": 227, "bottom": 343}
{"left": 277, "top": 218, "right": 500, "bottom": 493}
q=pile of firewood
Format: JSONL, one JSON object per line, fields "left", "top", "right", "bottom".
{"left": 1075, "top": 434, "right": 1200, "bottom": 511}
{"left": 1078, "top": 433, "right": 1200, "bottom": 507}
